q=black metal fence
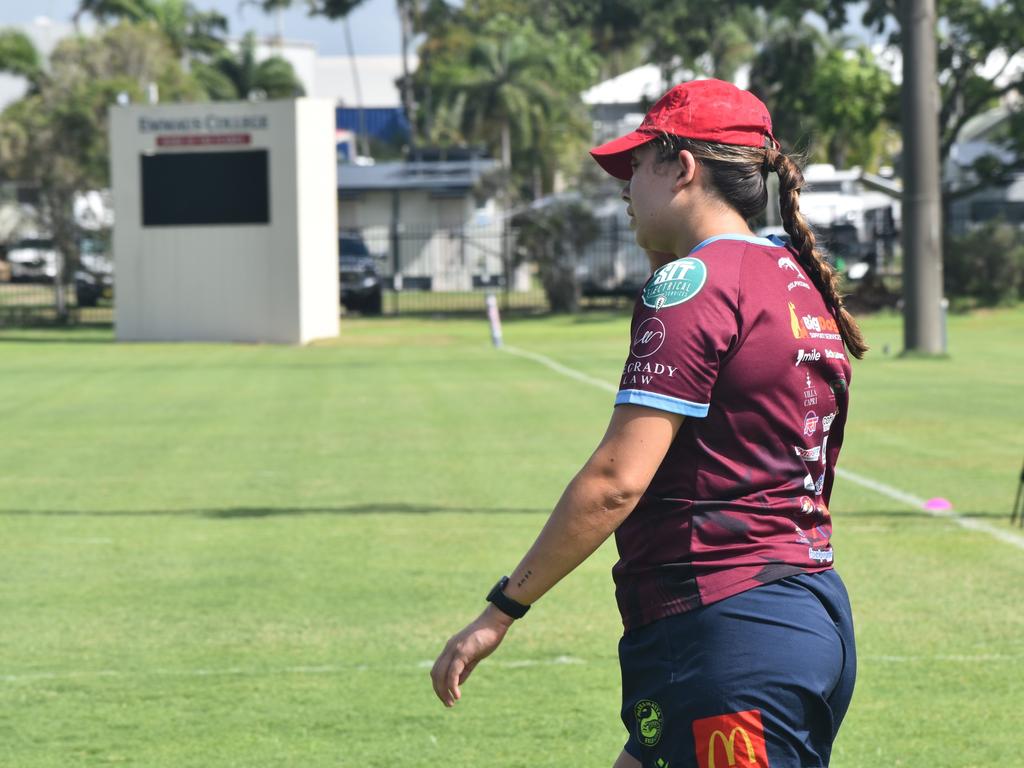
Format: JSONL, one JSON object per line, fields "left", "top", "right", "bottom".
{"left": 0, "top": 279, "right": 113, "bottom": 327}
{"left": 0, "top": 224, "right": 649, "bottom": 327}
{"left": 351, "top": 224, "right": 647, "bottom": 316}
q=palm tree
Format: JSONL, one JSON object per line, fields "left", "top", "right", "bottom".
{"left": 73, "top": 0, "right": 228, "bottom": 58}
{"left": 440, "top": 31, "right": 563, "bottom": 171}
{"left": 194, "top": 32, "right": 305, "bottom": 101}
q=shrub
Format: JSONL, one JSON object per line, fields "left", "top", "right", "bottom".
{"left": 944, "top": 220, "right": 1024, "bottom": 307}
{"left": 512, "top": 200, "right": 599, "bottom": 313}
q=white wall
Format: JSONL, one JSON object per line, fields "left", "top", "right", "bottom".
{"left": 109, "top": 98, "right": 338, "bottom": 344}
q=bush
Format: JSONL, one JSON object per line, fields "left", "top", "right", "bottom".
{"left": 944, "top": 220, "right": 1024, "bottom": 307}
{"left": 512, "top": 200, "right": 599, "bottom": 313}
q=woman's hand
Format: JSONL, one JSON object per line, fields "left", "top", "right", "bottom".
{"left": 430, "top": 605, "right": 513, "bottom": 707}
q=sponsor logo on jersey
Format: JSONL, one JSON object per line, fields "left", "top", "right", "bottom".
{"left": 829, "top": 377, "right": 848, "bottom": 395}
{"left": 802, "top": 313, "right": 842, "bottom": 340}
{"left": 795, "top": 348, "right": 820, "bottom": 366}
{"left": 794, "top": 445, "right": 821, "bottom": 461}
{"left": 642, "top": 257, "right": 707, "bottom": 310}
{"left": 804, "top": 472, "right": 825, "bottom": 495}
{"left": 635, "top": 699, "right": 664, "bottom": 747}
{"left": 822, "top": 410, "right": 837, "bottom": 433}
{"left": 778, "top": 256, "right": 799, "bottom": 273}
{"left": 803, "top": 410, "right": 819, "bottom": 436}
{"left": 809, "top": 547, "right": 834, "bottom": 563}
{"left": 621, "top": 361, "right": 678, "bottom": 386}
{"left": 788, "top": 279, "right": 811, "bottom": 291}
{"left": 799, "top": 496, "right": 816, "bottom": 516}
{"left": 632, "top": 317, "right": 666, "bottom": 358}
{"left": 788, "top": 302, "right": 843, "bottom": 340}
{"left": 825, "top": 348, "right": 846, "bottom": 360}
{"left": 788, "top": 302, "right": 809, "bottom": 338}
{"left": 803, "top": 371, "right": 818, "bottom": 407}
{"left": 692, "top": 709, "right": 768, "bottom": 768}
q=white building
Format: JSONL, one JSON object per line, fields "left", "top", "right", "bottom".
{"left": 337, "top": 155, "right": 527, "bottom": 292}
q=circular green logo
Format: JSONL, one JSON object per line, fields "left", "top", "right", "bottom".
{"left": 642, "top": 257, "right": 707, "bottom": 310}
{"left": 634, "top": 699, "right": 664, "bottom": 747}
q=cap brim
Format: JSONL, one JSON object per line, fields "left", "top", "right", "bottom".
{"left": 589, "top": 130, "right": 654, "bottom": 181}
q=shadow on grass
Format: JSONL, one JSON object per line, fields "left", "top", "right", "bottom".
{"left": 0, "top": 503, "right": 549, "bottom": 518}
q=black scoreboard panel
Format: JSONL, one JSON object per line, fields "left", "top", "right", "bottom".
{"left": 141, "top": 150, "right": 270, "bottom": 226}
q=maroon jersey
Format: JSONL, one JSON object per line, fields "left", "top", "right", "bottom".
{"left": 613, "top": 234, "right": 853, "bottom": 631}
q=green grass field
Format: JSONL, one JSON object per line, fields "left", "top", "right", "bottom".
{"left": 1, "top": 307, "right": 1022, "bottom": 767}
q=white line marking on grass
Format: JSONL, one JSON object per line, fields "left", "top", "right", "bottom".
{"left": 865, "top": 654, "right": 1022, "bottom": 663}
{"left": 503, "top": 346, "right": 618, "bottom": 393}
{"left": 501, "top": 346, "right": 1024, "bottom": 552}
{"left": 836, "top": 468, "right": 1024, "bottom": 551}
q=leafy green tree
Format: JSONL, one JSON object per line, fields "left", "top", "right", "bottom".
{"left": 749, "top": 18, "right": 896, "bottom": 168}
{"left": 0, "top": 23, "right": 202, "bottom": 319}
{"left": 192, "top": 32, "right": 305, "bottom": 100}
{"left": 637, "top": 2, "right": 761, "bottom": 83}
{"left": 74, "top": 0, "right": 228, "bottom": 58}
{"left": 416, "top": 15, "right": 597, "bottom": 198}
{"left": 0, "top": 30, "right": 46, "bottom": 92}
{"left": 810, "top": 0, "right": 1024, "bottom": 197}
{"left": 810, "top": 45, "right": 894, "bottom": 168}
{"left": 748, "top": 18, "right": 827, "bottom": 152}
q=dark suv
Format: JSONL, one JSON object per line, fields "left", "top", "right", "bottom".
{"left": 339, "top": 232, "right": 383, "bottom": 315}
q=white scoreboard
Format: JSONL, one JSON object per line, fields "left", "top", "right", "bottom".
{"left": 109, "top": 99, "right": 339, "bottom": 344}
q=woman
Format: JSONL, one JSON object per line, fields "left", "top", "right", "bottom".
{"left": 431, "top": 79, "right": 865, "bottom": 768}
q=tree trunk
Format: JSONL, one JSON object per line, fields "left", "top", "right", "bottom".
{"left": 398, "top": 0, "right": 418, "bottom": 147}
{"left": 501, "top": 121, "right": 511, "bottom": 170}
{"left": 828, "top": 135, "right": 847, "bottom": 170}
{"left": 47, "top": 189, "right": 79, "bottom": 324}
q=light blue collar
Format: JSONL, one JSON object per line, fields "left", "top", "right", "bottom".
{"left": 689, "top": 233, "right": 785, "bottom": 254}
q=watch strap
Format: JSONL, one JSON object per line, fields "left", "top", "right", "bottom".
{"left": 487, "top": 576, "right": 530, "bottom": 620}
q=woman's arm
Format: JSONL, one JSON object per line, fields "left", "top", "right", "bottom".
{"left": 430, "top": 404, "right": 684, "bottom": 706}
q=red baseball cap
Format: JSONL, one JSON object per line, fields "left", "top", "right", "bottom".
{"left": 589, "top": 79, "right": 779, "bottom": 180}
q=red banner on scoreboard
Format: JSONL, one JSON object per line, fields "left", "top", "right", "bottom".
{"left": 156, "top": 133, "right": 252, "bottom": 148}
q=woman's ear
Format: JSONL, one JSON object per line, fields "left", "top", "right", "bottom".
{"left": 674, "top": 149, "right": 698, "bottom": 190}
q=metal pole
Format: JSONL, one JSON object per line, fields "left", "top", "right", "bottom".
{"left": 900, "top": 0, "right": 946, "bottom": 354}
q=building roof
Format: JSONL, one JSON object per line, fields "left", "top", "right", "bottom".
{"left": 581, "top": 64, "right": 752, "bottom": 106}
{"left": 337, "top": 158, "right": 500, "bottom": 193}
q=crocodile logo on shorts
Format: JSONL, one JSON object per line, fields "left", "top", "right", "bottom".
{"left": 635, "top": 699, "right": 664, "bottom": 747}
{"left": 642, "top": 257, "right": 707, "bottom": 310}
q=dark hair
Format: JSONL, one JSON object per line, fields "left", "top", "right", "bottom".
{"left": 652, "top": 134, "right": 868, "bottom": 359}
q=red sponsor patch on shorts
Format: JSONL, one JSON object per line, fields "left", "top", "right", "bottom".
{"left": 692, "top": 709, "right": 769, "bottom": 768}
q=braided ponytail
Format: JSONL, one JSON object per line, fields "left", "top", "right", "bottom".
{"left": 652, "top": 135, "right": 868, "bottom": 359}
{"left": 768, "top": 149, "right": 869, "bottom": 359}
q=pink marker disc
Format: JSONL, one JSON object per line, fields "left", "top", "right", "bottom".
{"left": 923, "top": 497, "right": 953, "bottom": 511}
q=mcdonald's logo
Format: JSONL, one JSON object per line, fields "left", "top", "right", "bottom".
{"left": 692, "top": 709, "right": 769, "bottom": 768}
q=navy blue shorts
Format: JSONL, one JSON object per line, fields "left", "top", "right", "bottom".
{"left": 619, "top": 569, "right": 856, "bottom": 768}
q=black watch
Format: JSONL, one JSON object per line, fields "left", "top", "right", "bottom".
{"left": 486, "top": 576, "right": 530, "bottom": 620}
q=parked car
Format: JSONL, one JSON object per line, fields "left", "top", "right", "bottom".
{"left": 7, "top": 238, "right": 57, "bottom": 282}
{"left": 339, "top": 232, "right": 383, "bottom": 315}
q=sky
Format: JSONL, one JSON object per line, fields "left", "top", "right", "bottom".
{"left": 0, "top": 0, "right": 404, "bottom": 55}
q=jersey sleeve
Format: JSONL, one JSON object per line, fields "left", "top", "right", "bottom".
{"left": 616, "top": 255, "right": 739, "bottom": 418}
